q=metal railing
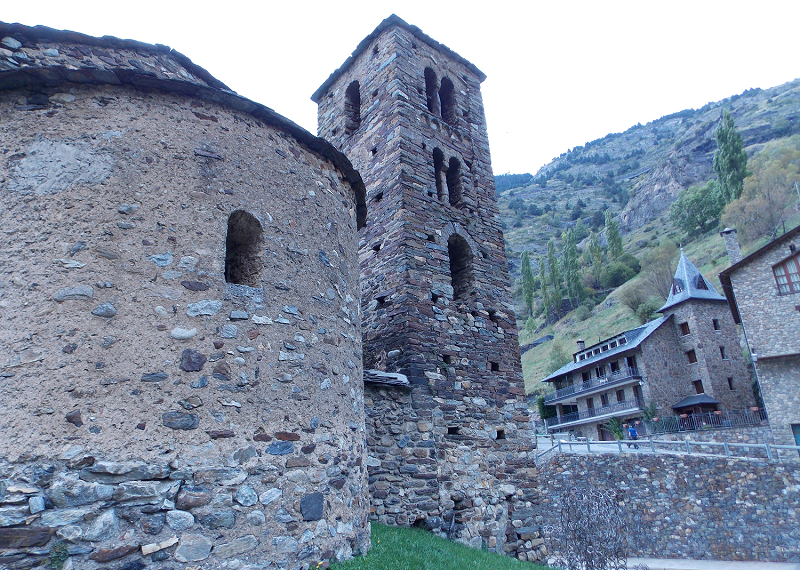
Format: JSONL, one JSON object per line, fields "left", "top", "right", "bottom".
{"left": 537, "top": 437, "right": 800, "bottom": 464}
{"left": 545, "top": 367, "right": 641, "bottom": 404}
{"left": 645, "top": 408, "right": 768, "bottom": 435}
{"left": 545, "top": 398, "right": 645, "bottom": 428}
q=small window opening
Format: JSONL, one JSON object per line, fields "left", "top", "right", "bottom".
{"left": 490, "top": 361, "right": 500, "bottom": 372}
{"left": 448, "top": 426, "right": 460, "bottom": 435}
{"left": 719, "top": 346, "right": 727, "bottom": 359}
{"left": 412, "top": 517, "right": 426, "bottom": 528}
{"left": 433, "top": 148, "right": 445, "bottom": 201}
{"left": 488, "top": 309, "right": 499, "bottom": 324}
{"left": 446, "top": 157, "right": 463, "bottom": 205}
{"left": 696, "top": 276, "right": 708, "bottom": 290}
{"left": 680, "top": 322, "right": 690, "bottom": 336}
{"left": 376, "top": 295, "right": 387, "bottom": 307}
{"left": 424, "top": 67, "right": 439, "bottom": 116}
{"left": 225, "top": 210, "right": 263, "bottom": 286}
{"left": 439, "top": 77, "right": 457, "bottom": 125}
{"left": 601, "top": 393, "right": 609, "bottom": 406}
{"left": 372, "top": 243, "right": 381, "bottom": 252}
{"left": 616, "top": 389, "right": 625, "bottom": 402}
{"left": 372, "top": 45, "right": 379, "bottom": 57}
{"left": 331, "top": 127, "right": 338, "bottom": 137}
{"left": 712, "top": 319, "right": 720, "bottom": 330}
{"left": 672, "top": 278, "right": 684, "bottom": 294}
{"left": 427, "top": 234, "right": 436, "bottom": 242}
{"left": 693, "top": 380, "right": 704, "bottom": 394}
{"left": 421, "top": 142, "right": 427, "bottom": 150}
{"left": 495, "top": 429, "right": 505, "bottom": 440}
{"left": 371, "top": 147, "right": 377, "bottom": 156}
{"left": 464, "top": 159, "right": 473, "bottom": 171}
{"left": 727, "top": 377, "right": 735, "bottom": 390}
{"left": 443, "top": 354, "right": 452, "bottom": 364}
{"left": 448, "top": 234, "right": 474, "bottom": 301}
{"left": 619, "top": 338, "right": 627, "bottom": 345}
{"left": 344, "top": 81, "right": 361, "bottom": 134}
{"left": 687, "top": 349, "right": 698, "bottom": 364}
{"left": 373, "top": 192, "right": 383, "bottom": 203}
{"left": 432, "top": 292, "right": 440, "bottom": 303}
{"left": 372, "top": 89, "right": 378, "bottom": 98}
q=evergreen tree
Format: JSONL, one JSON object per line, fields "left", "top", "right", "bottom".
{"left": 547, "top": 240, "right": 562, "bottom": 318}
{"left": 713, "top": 110, "right": 749, "bottom": 203}
{"left": 521, "top": 251, "right": 535, "bottom": 316}
{"left": 605, "top": 210, "right": 623, "bottom": 259}
{"left": 562, "top": 229, "right": 583, "bottom": 308}
{"left": 588, "top": 230, "right": 602, "bottom": 289}
{"left": 539, "top": 255, "right": 550, "bottom": 323}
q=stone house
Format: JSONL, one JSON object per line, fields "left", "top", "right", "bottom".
{"left": 719, "top": 226, "right": 800, "bottom": 447}
{"left": 542, "top": 251, "right": 755, "bottom": 438}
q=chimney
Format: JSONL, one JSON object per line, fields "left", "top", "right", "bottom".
{"left": 577, "top": 339, "right": 585, "bottom": 351}
{"left": 720, "top": 228, "right": 742, "bottom": 264}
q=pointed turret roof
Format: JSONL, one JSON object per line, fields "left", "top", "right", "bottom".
{"left": 659, "top": 250, "right": 726, "bottom": 312}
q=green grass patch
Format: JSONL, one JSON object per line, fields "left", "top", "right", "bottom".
{"left": 330, "top": 523, "right": 547, "bottom": 570}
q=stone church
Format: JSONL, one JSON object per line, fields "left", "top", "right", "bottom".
{"left": 0, "top": 15, "right": 537, "bottom": 569}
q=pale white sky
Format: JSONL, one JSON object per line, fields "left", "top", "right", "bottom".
{"left": 5, "top": 1, "right": 800, "bottom": 174}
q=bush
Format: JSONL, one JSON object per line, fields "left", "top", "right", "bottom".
{"left": 635, "top": 301, "right": 660, "bottom": 324}
{"left": 537, "top": 395, "right": 557, "bottom": 420}
{"left": 618, "top": 252, "right": 641, "bottom": 274}
{"left": 575, "top": 305, "right": 591, "bottom": 321}
{"left": 600, "top": 262, "right": 635, "bottom": 288}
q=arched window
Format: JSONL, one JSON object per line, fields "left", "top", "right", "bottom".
{"left": 433, "top": 148, "right": 445, "bottom": 201}
{"left": 344, "top": 81, "right": 361, "bottom": 134}
{"left": 424, "top": 67, "right": 439, "bottom": 116}
{"left": 448, "top": 234, "right": 474, "bottom": 301}
{"left": 439, "top": 77, "right": 457, "bottom": 125}
{"left": 225, "top": 210, "right": 263, "bottom": 287}
{"left": 446, "top": 157, "right": 463, "bottom": 205}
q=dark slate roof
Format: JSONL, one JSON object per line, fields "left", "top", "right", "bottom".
{"left": 672, "top": 393, "right": 720, "bottom": 409}
{"left": 719, "top": 223, "right": 800, "bottom": 324}
{"left": 659, "top": 250, "right": 727, "bottom": 312}
{"left": 0, "top": 21, "right": 367, "bottom": 228}
{"left": 541, "top": 315, "right": 671, "bottom": 383}
{"left": 311, "top": 14, "right": 486, "bottom": 103}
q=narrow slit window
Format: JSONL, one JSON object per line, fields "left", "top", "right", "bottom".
{"left": 447, "top": 234, "right": 474, "bottom": 301}
{"left": 439, "top": 77, "right": 457, "bottom": 125}
{"left": 446, "top": 157, "right": 463, "bottom": 205}
{"left": 495, "top": 429, "right": 505, "bottom": 440}
{"left": 693, "top": 380, "right": 704, "bottom": 394}
{"left": 712, "top": 319, "right": 721, "bottom": 330}
{"left": 490, "top": 361, "right": 500, "bottom": 372}
{"left": 424, "top": 67, "right": 439, "bottom": 116}
{"left": 448, "top": 426, "right": 460, "bottom": 435}
{"left": 344, "top": 81, "right": 361, "bottom": 134}
{"left": 687, "top": 349, "right": 698, "bottom": 364}
{"left": 680, "top": 322, "right": 690, "bottom": 336}
{"left": 728, "top": 377, "right": 735, "bottom": 390}
{"left": 225, "top": 210, "right": 263, "bottom": 287}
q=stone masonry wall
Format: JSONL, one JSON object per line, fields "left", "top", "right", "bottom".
{"left": 536, "top": 453, "right": 800, "bottom": 562}
{"left": 0, "top": 27, "right": 368, "bottom": 570}
{"left": 756, "top": 356, "right": 800, "bottom": 446}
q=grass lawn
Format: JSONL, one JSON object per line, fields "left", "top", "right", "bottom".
{"left": 329, "top": 523, "right": 548, "bottom": 570}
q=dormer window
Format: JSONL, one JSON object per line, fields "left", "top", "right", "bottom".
{"left": 672, "top": 278, "right": 684, "bottom": 294}
{"left": 696, "top": 275, "right": 708, "bottom": 290}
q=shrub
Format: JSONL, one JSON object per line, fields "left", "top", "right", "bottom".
{"left": 575, "top": 305, "right": 591, "bottom": 321}
{"left": 600, "top": 262, "right": 635, "bottom": 288}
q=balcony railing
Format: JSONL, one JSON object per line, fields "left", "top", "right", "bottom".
{"left": 645, "top": 408, "right": 768, "bottom": 434}
{"left": 545, "top": 398, "right": 645, "bottom": 429}
{"left": 545, "top": 367, "right": 641, "bottom": 404}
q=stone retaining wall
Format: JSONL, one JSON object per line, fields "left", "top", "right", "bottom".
{"left": 536, "top": 453, "right": 800, "bottom": 562}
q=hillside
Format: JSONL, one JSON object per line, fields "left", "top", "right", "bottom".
{"left": 496, "top": 77, "right": 800, "bottom": 397}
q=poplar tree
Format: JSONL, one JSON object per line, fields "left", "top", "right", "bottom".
{"left": 713, "top": 110, "right": 749, "bottom": 203}
{"left": 588, "top": 230, "right": 602, "bottom": 288}
{"left": 539, "top": 255, "right": 550, "bottom": 323}
{"left": 520, "top": 250, "right": 535, "bottom": 316}
{"left": 605, "top": 210, "right": 623, "bottom": 259}
{"left": 547, "top": 240, "right": 562, "bottom": 318}
{"left": 562, "top": 229, "right": 582, "bottom": 308}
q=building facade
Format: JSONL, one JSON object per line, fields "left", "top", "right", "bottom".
{"left": 313, "top": 16, "right": 542, "bottom": 561}
{"left": 719, "top": 226, "right": 800, "bottom": 448}
{"left": 543, "top": 251, "right": 755, "bottom": 438}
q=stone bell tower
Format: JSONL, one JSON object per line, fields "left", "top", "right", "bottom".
{"left": 313, "top": 16, "right": 539, "bottom": 560}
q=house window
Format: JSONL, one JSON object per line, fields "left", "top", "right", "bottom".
{"left": 595, "top": 365, "right": 606, "bottom": 378}
{"left": 773, "top": 253, "right": 800, "bottom": 294}
{"left": 687, "top": 349, "right": 698, "bottom": 364}
{"left": 225, "top": 210, "right": 263, "bottom": 287}
{"left": 447, "top": 234, "right": 474, "bottom": 301}
{"left": 601, "top": 394, "right": 609, "bottom": 406}
{"left": 616, "top": 389, "right": 625, "bottom": 402}
{"left": 619, "top": 337, "right": 627, "bottom": 345}
{"left": 693, "top": 380, "right": 704, "bottom": 394}
{"left": 712, "top": 319, "right": 720, "bottom": 331}
{"left": 719, "top": 346, "right": 727, "bottom": 360}
{"left": 609, "top": 341, "right": 617, "bottom": 348}
{"left": 680, "top": 322, "right": 690, "bottom": 336}
{"left": 626, "top": 355, "right": 637, "bottom": 368}
{"left": 344, "top": 81, "right": 361, "bottom": 134}
{"left": 439, "top": 77, "right": 457, "bottom": 125}
{"left": 610, "top": 361, "right": 620, "bottom": 373}
{"left": 582, "top": 371, "right": 591, "bottom": 382}
{"left": 586, "top": 398, "right": 594, "bottom": 409}
{"left": 727, "top": 377, "right": 735, "bottom": 390}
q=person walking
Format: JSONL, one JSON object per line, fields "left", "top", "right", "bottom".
{"left": 627, "top": 425, "right": 639, "bottom": 449}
